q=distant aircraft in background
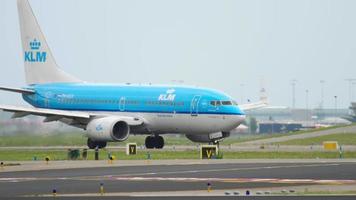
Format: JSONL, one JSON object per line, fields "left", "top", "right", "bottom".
{"left": 0, "top": 0, "right": 267, "bottom": 149}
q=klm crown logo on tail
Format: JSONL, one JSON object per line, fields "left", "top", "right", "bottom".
{"left": 24, "top": 39, "right": 47, "bottom": 63}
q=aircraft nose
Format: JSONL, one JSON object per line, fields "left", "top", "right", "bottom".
{"left": 236, "top": 114, "right": 246, "bottom": 123}
{"left": 223, "top": 114, "right": 246, "bottom": 131}
{"left": 231, "top": 114, "right": 246, "bottom": 127}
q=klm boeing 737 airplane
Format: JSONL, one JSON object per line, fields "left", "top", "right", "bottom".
{"left": 0, "top": 0, "right": 267, "bottom": 149}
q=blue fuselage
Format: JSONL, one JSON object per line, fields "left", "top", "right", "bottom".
{"left": 22, "top": 83, "right": 245, "bottom": 116}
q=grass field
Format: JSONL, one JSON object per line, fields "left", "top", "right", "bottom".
{"left": 0, "top": 133, "right": 87, "bottom": 146}
{"left": 296, "top": 191, "right": 356, "bottom": 195}
{"left": 0, "top": 149, "right": 353, "bottom": 161}
{"left": 276, "top": 133, "right": 356, "bottom": 146}
{"left": 0, "top": 133, "right": 261, "bottom": 146}
{"left": 0, "top": 125, "right": 350, "bottom": 147}
{"left": 0, "top": 133, "right": 194, "bottom": 146}
{"left": 231, "top": 125, "right": 356, "bottom": 144}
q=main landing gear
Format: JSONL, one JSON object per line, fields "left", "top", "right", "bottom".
{"left": 145, "top": 135, "right": 164, "bottom": 149}
{"left": 87, "top": 138, "right": 107, "bottom": 149}
{"left": 209, "top": 140, "right": 220, "bottom": 148}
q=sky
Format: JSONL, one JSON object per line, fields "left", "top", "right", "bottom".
{"left": 0, "top": 0, "right": 356, "bottom": 109}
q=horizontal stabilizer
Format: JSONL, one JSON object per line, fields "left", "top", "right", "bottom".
{"left": 240, "top": 87, "right": 268, "bottom": 111}
{"left": 240, "top": 101, "right": 268, "bottom": 111}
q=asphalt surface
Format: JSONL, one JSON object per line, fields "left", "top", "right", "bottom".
{"left": 1, "top": 162, "right": 356, "bottom": 199}
{"left": 4, "top": 197, "right": 356, "bottom": 200}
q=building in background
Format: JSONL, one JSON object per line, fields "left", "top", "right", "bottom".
{"left": 245, "top": 107, "right": 351, "bottom": 134}
{"left": 258, "top": 122, "right": 302, "bottom": 134}
{"left": 343, "top": 102, "right": 356, "bottom": 122}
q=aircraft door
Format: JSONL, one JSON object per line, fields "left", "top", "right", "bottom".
{"left": 119, "top": 97, "right": 125, "bottom": 111}
{"left": 190, "top": 95, "right": 201, "bottom": 116}
{"left": 44, "top": 98, "right": 49, "bottom": 108}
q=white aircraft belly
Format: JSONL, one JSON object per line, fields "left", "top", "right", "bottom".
{"left": 91, "top": 111, "right": 244, "bottom": 134}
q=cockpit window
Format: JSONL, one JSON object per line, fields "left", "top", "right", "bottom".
{"left": 221, "top": 101, "right": 232, "bottom": 105}
{"left": 210, "top": 100, "right": 222, "bottom": 106}
{"left": 211, "top": 100, "right": 236, "bottom": 106}
{"left": 210, "top": 101, "right": 216, "bottom": 106}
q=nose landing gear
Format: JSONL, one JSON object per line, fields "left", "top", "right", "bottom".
{"left": 145, "top": 135, "right": 164, "bottom": 149}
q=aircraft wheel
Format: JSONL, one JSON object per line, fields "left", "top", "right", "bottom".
{"left": 145, "top": 136, "right": 155, "bottom": 149}
{"left": 87, "top": 138, "right": 97, "bottom": 149}
{"left": 87, "top": 138, "right": 107, "bottom": 149}
{"left": 155, "top": 136, "right": 164, "bottom": 149}
{"left": 98, "top": 141, "right": 107, "bottom": 149}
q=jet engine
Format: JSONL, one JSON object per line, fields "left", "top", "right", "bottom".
{"left": 86, "top": 117, "right": 130, "bottom": 142}
{"left": 186, "top": 132, "right": 230, "bottom": 143}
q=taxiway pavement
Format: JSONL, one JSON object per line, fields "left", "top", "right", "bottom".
{"left": 1, "top": 160, "right": 356, "bottom": 199}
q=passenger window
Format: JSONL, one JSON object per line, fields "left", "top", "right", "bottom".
{"left": 210, "top": 101, "right": 216, "bottom": 106}
{"left": 222, "top": 101, "right": 232, "bottom": 105}
{"left": 216, "top": 101, "right": 221, "bottom": 106}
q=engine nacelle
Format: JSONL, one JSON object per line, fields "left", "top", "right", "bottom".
{"left": 86, "top": 117, "right": 130, "bottom": 142}
{"left": 186, "top": 132, "right": 230, "bottom": 143}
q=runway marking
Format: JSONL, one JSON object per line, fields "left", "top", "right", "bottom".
{"left": 103, "top": 163, "right": 341, "bottom": 177}
{"left": 1, "top": 176, "right": 355, "bottom": 185}
{"left": 0, "top": 177, "right": 37, "bottom": 182}
{"left": 0, "top": 163, "right": 346, "bottom": 184}
{"left": 109, "top": 177, "right": 356, "bottom": 185}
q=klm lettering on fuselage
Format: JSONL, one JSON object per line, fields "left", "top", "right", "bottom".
{"left": 24, "top": 39, "right": 47, "bottom": 63}
{"left": 158, "top": 89, "right": 176, "bottom": 101}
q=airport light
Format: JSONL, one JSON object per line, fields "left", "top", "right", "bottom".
{"left": 320, "top": 80, "right": 325, "bottom": 109}
{"left": 353, "top": 82, "right": 356, "bottom": 102}
{"left": 290, "top": 79, "right": 297, "bottom": 109}
{"left": 100, "top": 183, "right": 104, "bottom": 196}
{"left": 334, "top": 96, "right": 338, "bottom": 121}
{"left": 305, "top": 89, "right": 309, "bottom": 122}
{"left": 45, "top": 156, "right": 50, "bottom": 165}
{"left": 207, "top": 182, "right": 212, "bottom": 192}
{"left": 52, "top": 188, "right": 57, "bottom": 197}
{"left": 305, "top": 89, "right": 309, "bottom": 110}
{"left": 319, "top": 80, "right": 325, "bottom": 119}
{"left": 345, "top": 79, "right": 356, "bottom": 103}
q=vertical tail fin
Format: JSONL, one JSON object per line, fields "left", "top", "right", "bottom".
{"left": 17, "top": 0, "right": 81, "bottom": 85}
{"left": 259, "top": 87, "right": 268, "bottom": 104}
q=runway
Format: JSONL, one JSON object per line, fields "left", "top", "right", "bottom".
{"left": 1, "top": 161, "right": 356, "bottom": 199}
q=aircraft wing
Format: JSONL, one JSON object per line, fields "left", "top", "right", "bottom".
{"left": 0, "top": 104, "right": 90, "bottom": 119}
{"left": 0, "top": 104, "right": 143, "bottom": 127}
{"left": 0, "top": 86, "right": 35, "bottom": 94}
